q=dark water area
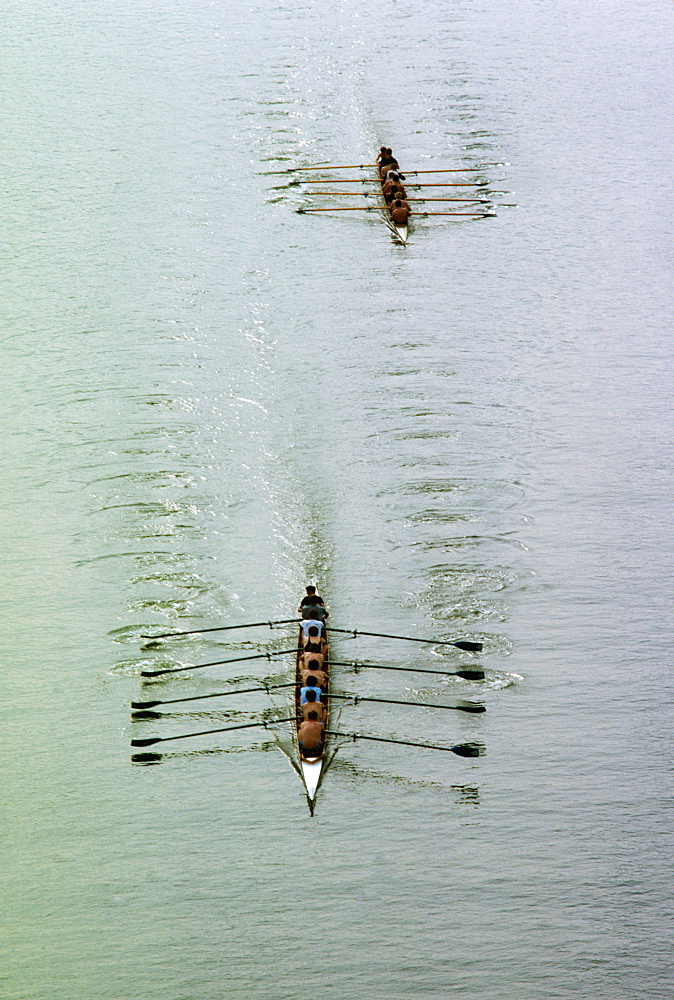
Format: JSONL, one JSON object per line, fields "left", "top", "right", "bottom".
{"left": 2, "top": 1, "right": 672, "bottom": 998}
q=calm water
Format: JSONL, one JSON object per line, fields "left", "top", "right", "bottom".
{"left": 2, "top": 1, "right": 672, "bottom": 998}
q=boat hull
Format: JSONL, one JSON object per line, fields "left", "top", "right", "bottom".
{"left": 296, "top": 613, "right": 329, "bottom": 802}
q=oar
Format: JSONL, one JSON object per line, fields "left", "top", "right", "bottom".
{"left": 407, "top": 197, "right": 489, "bottom": 204}
{"left": 307, "top": 192, "right": 487, "bottom": 203}
{"left": 131, "top": 681, "right": 297, "bottom": 710}
{"left": 325, "top": 730, "right": 484, "bottom": 756}
{"left": 403, "top": 168, "right": 477, "bottom": 175}
{"left": 325, "top": 627, "right": 483, "bottom": 652}
{"left": 130, "top": 716, "right": 296, "bottom": 748}
{"left": 299, "top": 207, "right": 490, "bottom": 219}
{"left": 262, "top": 162, "right": 378, "bottom": 174}
{"left": 327, "top": 660, "right": 485, "bottom": 681}
{"left": 419, "top": 211, "right": 494, "bottom": 217}
{"left": 140, "top": 618, "right": 299, "bottom": 640}
{"left": 328, "top": 693, "right": 485, "bottom": 713}
{"left": 140, "top": 647, "right": 298, "bottom": 678}
{"left": 297, "top": 206, "right": 381, "bottom": 213}
{"left": 301, "top": 179, "right": 478, "bottom": 187}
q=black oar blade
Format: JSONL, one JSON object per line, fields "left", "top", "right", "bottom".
{"left": 455, "top": 702, "right": 486, "bottom": 713}
{"left": 131, "top": 699, "right": 161, "bottom": 709}
{"left": 453, "top": 640, "right": 483, "bottom": 652}
{"left": 454, "top": 669, "right": 486, "bottom": 681}
{"left": 451, "top": 743, "right": 485, "bottom": 757}
{"left": 130, "top": 737, "right": 163, "bottom": 747}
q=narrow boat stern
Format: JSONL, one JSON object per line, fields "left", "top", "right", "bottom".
{"left": 301, "top": 758, "right": 323, "bottom": 801}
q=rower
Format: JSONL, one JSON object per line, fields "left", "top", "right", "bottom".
{"left": 300, "top": 617, "right": 325, "bottom": 640}
{"left": 390, "top": 199, "right": 411, "bottom": 226}
{"left": 378, "top": 148, "right": 397, "bottom": 171}
{"left": 299, "top": 647, "right": 325, "bottom": 670}
{"left": 302, "top": 625, "right": 327, "bottom": 655}
{"left": 381, "top": 162, "right": 400, "bottom": 182}
{"left": 298, "top": 585, "right": 326, "bottom": 612}
{"left": 300, "top": 663, "right": 329, "bottom": 690}
{"left": 298, "top": 712, "right": 324, "bottom": 757}
{"left": 383, "top": 181, "right": 407, "bottom": 204}
{"left": 301, "top": 603, "right": 328, "bottom": 622}
{"left": 300, "top": 680, "right": 324, "bottom": 706}
{"left": 301, "top": 688, "right": 327, "bottom": 722}
{"left": 388, "top": 193, "right": 412, "bottom": 215}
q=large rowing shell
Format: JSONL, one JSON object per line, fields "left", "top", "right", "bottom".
{"left": 378, "top": 159, "right": 408, "bottom": 244}
{"left": 295, "top": 613, "right": 329, "bottom": 801}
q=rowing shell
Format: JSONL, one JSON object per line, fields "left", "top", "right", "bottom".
{"left": 378, "top": 158, "right": 408, "bottom": 244}
{"left": 295, "top": 612, "right": 329, "bottom": 801}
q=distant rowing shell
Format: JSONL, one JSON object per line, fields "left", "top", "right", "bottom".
{"left": 377, "top": 157, "right": 408, "bottom": 245}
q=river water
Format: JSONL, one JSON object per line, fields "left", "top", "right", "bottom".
{"left": 2, "top": 1, "right": 672, "bottom": 998}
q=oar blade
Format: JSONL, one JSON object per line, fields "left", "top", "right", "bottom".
{"left": 453, "top": 640, "right": 483, "bottom": 652}
{"left": 454, "top": 702, "right": 486, "bottom": 713}
{"left": 454, "top": 669, "right": 486, "bottom": 681}
{"left": 130, "top": 737, "right": 163, "bottom": 748}
{"left": 131, "top": 699, "right": 161, "bottom": 709}
{"left": 451, "top": 743, "right": 485, "bottom": 758}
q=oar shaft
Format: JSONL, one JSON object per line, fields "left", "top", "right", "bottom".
{"left": 307, "top": 193, "right": 482, "bottom": 203}
{"left": 140, "top": 647, "right": 298, "bottom": 678}
{"left": 260, "top": 163, "right": 377, "bottom": 174}
{"left": 406, "top": 168, "right": 475, "bottom": 174}
{"left": 325, "top": 730, "right": 479, "bottom": 755}
{"left": 407, "top": 197, "right": 485, "bottom": 203}
{"left": 328, "top": 694, "right": 485, "bottom": 713}
{"left": 295, "top": 162, "right": 376, "bottom": 170}
{"left": 420, "top": 212, "right": 491, "bottom": 217}
{"left": 141, "top": 618, "right": 299, "bottom": 639}
{"left": 130, "top": 716, "right": 296, "bottom": 747}
{"left": 302, "top": 180, "right": 477, "bottom": 187}
{"left": 327, "top": 660, "right": 484, "bottom": 680}
{"left": 298, "top": 206, "right": 377, "bottom": 212}
{"left": 132, "top": 681, "right": 296, "bottom": 709}
{"left": 325, "top": 627, "right": 482, "bottom": 651}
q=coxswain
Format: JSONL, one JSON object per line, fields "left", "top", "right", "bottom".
{"left": 298, "top": 711, "right": 324, "bottom": 757}
{"left": 298, "top": 585, "right": 326, "bottom": 612}
{"left": 301, "top": 688, "right": 327, "bottom": 722}
{"left": 390, "top": 199, "right": 411, "bottom": 227}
